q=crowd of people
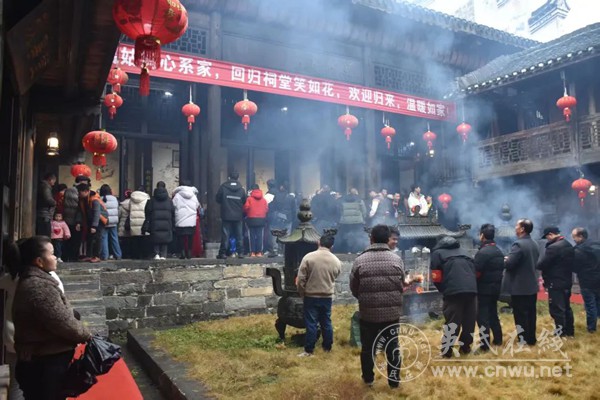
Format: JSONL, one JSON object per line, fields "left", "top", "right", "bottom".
{"left": 429, "top": 219, "right": 592, "bottom": 359}
{"left": 36, "top": 169, "right": 440, "bottom": 261}
{"left": 295, "top": 220, "right": 600, "bottom": 388}
{"left": 35, "top": 173, "right": 205, "bottom": 262}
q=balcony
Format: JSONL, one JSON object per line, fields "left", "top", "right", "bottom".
{"left": 473, "top": 113, "right": 600, "bottom": 181}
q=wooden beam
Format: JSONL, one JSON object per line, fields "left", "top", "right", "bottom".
{"left": 64, "top": 0, "right": 89, "bottom": 98}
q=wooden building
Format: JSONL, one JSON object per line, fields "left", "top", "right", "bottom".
{"left": 448, "top": 22, "right": 600, "bottom": 229}
{"left": 99, "top": 0, "right": 536, "bottom": 240}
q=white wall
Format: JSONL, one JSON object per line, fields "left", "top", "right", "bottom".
{"left": 152, "top": 142, "right": 180, "bottom": 195}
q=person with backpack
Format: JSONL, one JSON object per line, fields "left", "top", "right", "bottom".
{"left": 216, "top": 172, "right": 246, "bottom": 259}
{"left": 572, "top": 227, "right": 600, "bottom": 333}
{"left": 431, "top": 235, "right": 478, "bottom": 357}
{"left": 75, "top": 183, "right": 108, "bottom": 263}
{"left": 99, "top": 184, "right": 122, "bottom": 260}
{"left": 144, "top": 181, "right": 175, "bottom": 260}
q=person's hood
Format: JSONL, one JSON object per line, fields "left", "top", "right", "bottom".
{"left": 251, "top": 189, "right": 263, "bottom": 200}
{"left": 479, "top": 240, "right": 496, "bottom": 249}
{"left": 153, "top": 187, "right": 169, "bottom": 201}
{"left": 434, "top": 236, "right": 460, "bottom": 250}
{"left": 174, "top": 185, "right": 198, "bottom": 200}
{"left": 130, "top": 191, "right": 150, "bottom": 203}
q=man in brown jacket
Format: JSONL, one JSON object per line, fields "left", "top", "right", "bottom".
{"left": 296, "top": 235, "right": 342, "bottom": 357}
{"left": 350, "top": 224, "right": 420, "bottom": 388}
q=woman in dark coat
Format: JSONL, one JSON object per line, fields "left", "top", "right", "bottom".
{"left": 10, "top": 236, "right": 91, "bottom": 399}
{"left": 144, "top": 181, "right": 174, "bottom": 260}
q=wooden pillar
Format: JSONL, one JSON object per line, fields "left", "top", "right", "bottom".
{"left": 190, "top": 84, "right": 201, "bottom": 189}
{"left": 206, "top": 11, "right": 222, "bottom": 241}
{"left": 588, "top": 85, "right": 596, "bottom": 115}
{"left": 362, "top": 47, "right": 379, "bottom": 192}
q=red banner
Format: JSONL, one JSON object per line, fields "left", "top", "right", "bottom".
{"left": 114, "top": 43, "right": 456, "bottom": 121}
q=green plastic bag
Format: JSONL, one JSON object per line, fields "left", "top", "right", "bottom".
{"left": 350, "top": 311, "right": 361, "bottom": 347}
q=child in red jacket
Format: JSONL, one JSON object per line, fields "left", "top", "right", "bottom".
{"left": 243, "top": 184, "right": 268, "bottom": 257}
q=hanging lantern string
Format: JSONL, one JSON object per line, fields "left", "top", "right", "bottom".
{"left": 427, "top": 122, "right": 430, "bottom": 131}
{"left": 346, "top": 105, "right": 349, "bottom": 115}
{"left": 462, "top": 103, "right": 466, "bottom": 122}
{"left": 243, "top": 89, "right": 248, "bottom": 101}
{"left": 382, "top": 112, "right": 385, "bottom": 126}
{"left": 561, "top": 70, "right": 568, "bottom": 96}
{"left": 189, "top": 85, "right": 193, "bottom": 103}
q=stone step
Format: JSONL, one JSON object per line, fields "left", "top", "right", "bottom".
{"left": 60, "top": 274, "right": 98, "bottom": 283}
{"left": 63, "top": 281, "right": 100, "bottom": 291}
{"left": 70, "top": 298, "right": 104, "bottom": 307}
{"left": 66, "top": 290, "right": 103, "bottom": 301}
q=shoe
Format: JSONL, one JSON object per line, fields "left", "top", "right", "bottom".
{"left": 179, "top": 254, "right": 186, "bottom": 259}
{"left": 108, "top": 255, "right": 114, "bottom": 260}
{"left": 250, "top": 252, "right": 256, "bottom": 257}
{"left": 160, "top": 257, "right": 166, "bottom": 260}
{"left": 422, "top": 247, "right": 430, "bottom": 254}
{"left": 268, "top": 252, "right": 277, "bottom": 258}
{"left": 389, "top": 383, "right": 399, "bottom": 389}
{"left": 363, "top": 380, "right": 374, "bottom": 387}
{"left": 80, "top": 257, "right": 91, "bottom": 262}
{"left": 57, "top": 258, "right": 63, "bottom": 263}
{"left": 236, "top": 253, "right": 244, "bottom": 259}
{"left": 88, "top": 257, "right": 101, "bottom": 263}
{"left": 256, "top": 252, "right": 263, "bottom": 257}
{"left": 154, "top": 254, "right": 161, "bottom": 260}
{"left": 297, "top": 352, "right": 313, "bottom": 358}
{"left": 216, "top": 254, "right": 227, "bottom": 260}
{"left": 459, "top": 346, "right": 471, "bottom": 355}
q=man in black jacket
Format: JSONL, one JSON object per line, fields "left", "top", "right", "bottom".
{"left": 431, "top": 235, "right": 477, "bottom": 357}
{"left": 572, "top": 227, "right": 600, "bottom": 333}
{"left": 537, "top": 226, "right": 575, "bottom": 336}
{"left": 36, "top": 172, "right": 57, "bottom": 237}
{"left": 216, "top": 172, "right": 247, "bottom": 259}
{"left": 505, "top": 218, "right": 539, "bottom": 345}
{"left": 474, "top": 224, "right": 504, "bottom": 350}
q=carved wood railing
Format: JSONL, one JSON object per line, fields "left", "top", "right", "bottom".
{"left": 471, "top": 116, "right": 598, "bottom": 180}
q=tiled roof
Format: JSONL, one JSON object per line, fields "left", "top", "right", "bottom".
{"left": 454, "top": 22, "right": 600, "bottom": 94}
{"left": 353, "top": 0, "right": 538, "bottom": 49}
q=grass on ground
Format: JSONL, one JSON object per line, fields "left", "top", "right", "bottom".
{"left": 154, "top": 303, "right": 600, "bottom": 400}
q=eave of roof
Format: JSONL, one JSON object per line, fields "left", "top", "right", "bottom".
{"left": 352, "top": 0, "right": 538, "bottom": 50}
{"left": 450, "top": 22, "right": 600, "bottom": 97}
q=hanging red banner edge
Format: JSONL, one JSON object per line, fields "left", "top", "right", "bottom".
{"left": 114, "top": 43, "right": 456, "bottom": 121}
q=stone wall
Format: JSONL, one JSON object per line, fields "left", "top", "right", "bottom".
{"left": 91, "top": 259, "right": 356, "bottom": 332}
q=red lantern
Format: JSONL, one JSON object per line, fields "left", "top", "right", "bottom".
{"left": 82, "top": 130, "right": 118, "bottom": 180}
{"left": 423, "top": 129, "right": 437, "bottom": 150}
{"left": 571, "top": 178, "right": 592, "bottom": 207}
{"left": 456, "top": 122, "right": 471, "bottom": 143}
{"left": 182, "top": 102, "right": 201, "bottom": 131}
{"left": 380, "top": 125, "right": 396, "bottom": 149}
{"left": 70, "top": 163, "right": 91, "bottom": 179}
{"left": 107, "top": 67, "right": 129, "bottom": 94}
{"left": 438, "top": 193, "right": 452, "bottom": 211}
{"left": 234, "top": 91, "right": 258, "bottom": 130}
{"left": 556, "top": 91, "right": 577, "bottom": 122}
{"left": 338, "top": 112, "right": 359, "bottom": 141}
{"left": 113, "top": 0, "right": 188, "bottom": 96}
{"left": 104, "top": 93, "right": 123, "bottom": 120}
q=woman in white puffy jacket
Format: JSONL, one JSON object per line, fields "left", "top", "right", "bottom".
{"left": 119, "top": 188, "right": 150, "bottom": 258}
{"left": 172, "top": 181, "right": 200, "bottom": 259}
{"left": 99, "top": 184, "right": 122, "bottom": 260}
